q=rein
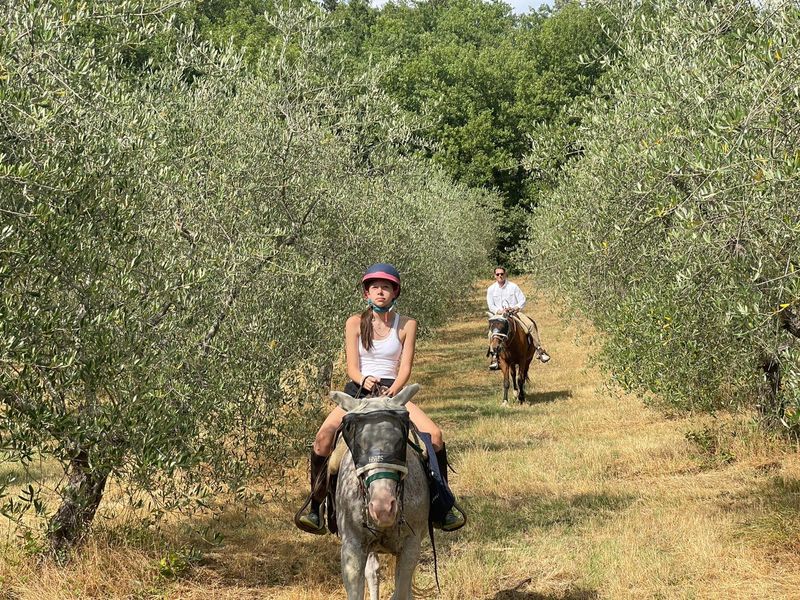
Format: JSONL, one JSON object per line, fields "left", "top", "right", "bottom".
{"left": 342, "top": 415, "right": 443, "bottom": 593}
{"left": 341, "top": 408, "right": 411, "bottom": 527}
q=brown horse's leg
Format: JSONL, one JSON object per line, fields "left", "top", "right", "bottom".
{"left": 519, "top": 348, "right": 535, "bottom": 404}
{"left": 512, "top": 324, "right": 533, "bottom": 404}
{"left": 510, "top": 363, "right": 519, "bottom": 401}
{"left": 500, "top": 360, "right": 510, "bottom": 404}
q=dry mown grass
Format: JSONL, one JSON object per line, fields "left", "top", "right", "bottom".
{"left": 3, "top": 277, "right": 800, "bottom": 599}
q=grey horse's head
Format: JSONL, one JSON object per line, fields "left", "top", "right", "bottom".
{"left": 330, "top": 384, "right": 420, "bottom": 529}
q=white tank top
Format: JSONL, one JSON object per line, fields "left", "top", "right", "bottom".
{"left": 357, "top": 314, "right": 403, "bottom": 379}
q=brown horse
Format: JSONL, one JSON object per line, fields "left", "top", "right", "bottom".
{"left": 488, "top": 313, "right": 536, "bottom": 404}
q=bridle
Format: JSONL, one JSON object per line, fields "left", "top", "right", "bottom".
{"left": 357, "top": 471, "right": 407, "bottom": 535}
{"left": 489, "top": 315, "right": 513, "bottom": 361}
{"left": 340, "top": 408, "right": 412, "bottom": 531}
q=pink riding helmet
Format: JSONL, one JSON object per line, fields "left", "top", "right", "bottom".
{"left": 362, "top": 263, "right": 401, "bottom": 297}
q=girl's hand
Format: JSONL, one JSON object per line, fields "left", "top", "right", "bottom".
{"left": 362, "top": 376, "right": 377, "bottom": 391}
{"left": 385, "top": 386, "right": 398, "bottom": 397}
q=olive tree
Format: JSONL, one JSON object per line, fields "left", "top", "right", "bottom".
{"left": 0, "top": 0, "right": 495, "bottom": 552}
{"left": 523, "top": 0, "right": 800, "bottom": 424}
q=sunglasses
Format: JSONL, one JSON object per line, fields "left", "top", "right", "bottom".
{"left": 494, "top": 273, "right": 505, "bottom": 277}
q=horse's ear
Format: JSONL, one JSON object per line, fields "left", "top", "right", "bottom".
{"left": 486, "top": 311, "right": 496, "bottom": 318}
{"left": 392, "top": 383, "right": 420, "bottom": 406}
{"left": 330, "top": 390, "right": 358, "bottom": 412}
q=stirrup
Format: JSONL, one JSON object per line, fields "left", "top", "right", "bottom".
{"left": 294, "top": 496, "right": 328, "bottom": 535}
{"left": 435, "top": 502, "right": 467, "bottom": 532}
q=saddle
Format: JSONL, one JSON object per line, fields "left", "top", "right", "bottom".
{"left": 514, "top": 316, "right": 536, "bottom": 347}
{"left": 507, "top": 313, "right": 536, "bottom": 336}
{"left": 324, "top": 428, "right": 428, "bottom": 535}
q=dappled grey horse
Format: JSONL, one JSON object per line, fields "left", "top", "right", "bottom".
{"left": 331, "top": 384, "right": 429, "bottom": 600}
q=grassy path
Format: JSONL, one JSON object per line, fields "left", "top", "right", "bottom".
{"left": 407, "top": 282, "right": 800, "bottom": 600}
{"left": 5, "top": 280, "right": 800, "bottom": 599}
{"left": 239, "top": 279, "right": 800, "bottom": 599}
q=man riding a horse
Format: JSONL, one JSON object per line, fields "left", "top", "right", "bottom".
{"left": 486, "top": 266, "right": 550, "bottom": 370}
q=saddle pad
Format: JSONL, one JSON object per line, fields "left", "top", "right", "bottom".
{"left": 328, "top": 429, "right": 427, "bottom": 476}
{"left": 511, "top": 314, "right": 533, "bottom": 334}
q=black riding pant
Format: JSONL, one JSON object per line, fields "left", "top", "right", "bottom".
{"left": 343, "top": 378, "right": 395, "bottom": 398}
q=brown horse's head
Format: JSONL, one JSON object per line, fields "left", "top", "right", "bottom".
{"left": 488, "top": 315, "right": 511, "bottom": 363}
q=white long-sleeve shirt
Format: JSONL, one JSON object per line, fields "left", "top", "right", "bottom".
{"left": 487, "top": 280, "right": 526, "bottom": 314}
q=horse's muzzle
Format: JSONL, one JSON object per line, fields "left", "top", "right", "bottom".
{"left": 368, "top": 496, "right": 398, "bottom": 528}
{"left": 488, "top": 334, "right": 505, "bottom": 357}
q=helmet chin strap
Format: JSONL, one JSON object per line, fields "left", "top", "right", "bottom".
{"left": 368, "top": 299, "right": 396, "bottom": 314}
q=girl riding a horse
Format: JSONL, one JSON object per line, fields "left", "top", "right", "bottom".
{"left": 297, "top": 263, "right": 465, "bottom": 534}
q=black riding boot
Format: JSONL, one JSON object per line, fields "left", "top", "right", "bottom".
{"left": 296, "top": 451, "right": 328, "bottom": 534}
{"left": 434, "top": 444, "right": 466, "bottom": 531}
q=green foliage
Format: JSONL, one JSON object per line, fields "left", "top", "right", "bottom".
{"left": 151, "top": 1, "right": 615, "bottom": 263}
{"left": 685, "top": 426, "right": 736, "bottom": 468}
{"left": 178, "top": 0, "right": 283, "bottom": 63}
{"left": 158, "top": 546, "right": 202, "bottom": 579}
{"left": 330, "top": 0, "right": 614, "bottom": 262}
{"left": 0, "top": 0, "right": 496, "bottom": 544}
{"left": 523, "top": 0, "right": 800, "bottom": 425}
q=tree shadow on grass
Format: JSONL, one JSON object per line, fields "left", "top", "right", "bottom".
{"left": 490, "top": 585, "right": 598, "bottom": 600}
{"left": 723, "top": 474, "right": 800, "bottom": 553}
{"left": 432, "top": 401, "right": 529, "bottom": 421}
{"left": 150, "top": 501, "right": 343, "bottom": 590}
{"left": 199, "top": 535, "right": 341, "bottom": 588}
{"left": 460, "top": 436, "right": 553, "bottom": 453}
{"left": 445, "top": 491, "right": 636, "bottom": 546}
{"left": 427, "top": 388, "right": 572, "bottom": 422}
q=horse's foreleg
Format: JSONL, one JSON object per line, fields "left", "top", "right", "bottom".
{"left": 519, "top": 356, "right": 533, "bottom": 404}
{"left": 500, "top": 363, "right": 510, "bottom": 405}
{"left": 366, "top": 552, "right": 380, "bottom": 600}
{"left": 510, "top": 364, "right": 518, "bottom": 399}
{"left": 340, "top": 539, "right": 368, "bottom": 600}
{"left": 392, "top": 536, "right": 422, "bottom": 600}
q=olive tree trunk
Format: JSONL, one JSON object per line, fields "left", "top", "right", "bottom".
{"left": 48, "top": 448, "right": 109, "bottom": 554}
{"left": 759, "top": 308, "right": 800, "bottom": 429}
